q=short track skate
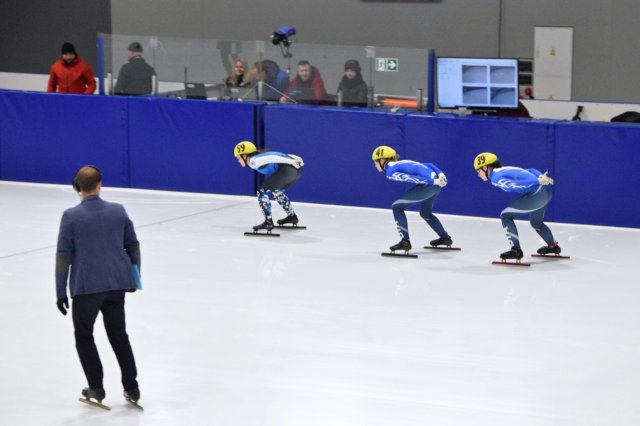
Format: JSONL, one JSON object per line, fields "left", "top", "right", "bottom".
{"left": 381, "top": 240, "right": 417, "bottom": 259}
{"left": 244, "top": 230, "right": 280, "bottom": 237}
{"left": 124, "top": 397, "right": 144, "bottom": 411}
{"left": 424, "top": 236, "right": 460, "bottom": 251}
{"left": 245, "top": 220, "right": 280, "bottom": 237}
{"left": 381, "top": 251, "right": 418, "bottom": 259}
{"left": 277, "top": 224, "right": 307, "bottom": 230}
{"left": 492, "top": 259, "right": 531, "bottom": 267}
{"left": 276, "top": 215, "right": 306, "bottom": 230}
{"left": 423, "top": 245, "right": 461, "bottom": 251}
{"left": 78, "top": 397, "right": 111, "bottom": 411}
{"left": 531, "top": 253, "right": 570, "bottom": 259}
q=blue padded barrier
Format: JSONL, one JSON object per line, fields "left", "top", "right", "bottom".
{"left": 263, "top": 105, "right": 408, "bottom": 208}
{"left": 405, "top": 114, "right": 557, "bottom": 221}
{"left": 0, "top": 90, "right": 130, "bottom": 187}
{"left": 2, "top": 90, "right": 639, "bottom": 229}
{"left": 128, "top": 98, "right": 258, "bottom": 194}
{"left": 554, "top": 121, "right": 640, "bottom": 228}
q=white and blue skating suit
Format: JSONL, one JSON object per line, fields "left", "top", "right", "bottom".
{"left": 385, "top": 160, "right": 450, "bottom": 242}
{"left": 490, "top": 166, "right": 554, "bottom": 249}
{"left": 248, "top": 151, "right": 304, "bottom": 220}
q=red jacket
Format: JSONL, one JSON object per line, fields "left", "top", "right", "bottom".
{"left": 47, "top": 55, "right": 96, "bottom": 94}
{"left": 289, "top": 65, "right": 327, "bottom": 103}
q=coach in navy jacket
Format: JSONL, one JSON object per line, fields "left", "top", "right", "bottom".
{"left": 55, "top": 165, "right": 142, "bottom": 404}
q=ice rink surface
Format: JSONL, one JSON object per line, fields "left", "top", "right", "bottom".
{"left": 1, "top": 181, "right": 639, "bottom": 426}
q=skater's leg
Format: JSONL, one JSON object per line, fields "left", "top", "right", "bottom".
{"left": 418, "top": 187, "right": 449, "bottom": 238}
{"left": 530, "top": 207, "right": 555, "bottom": 245}
{"left": 500, "top": 187, "right": 552, "bottom": 249}
{"left": 391, "top": 202, "right": 410, "bottom": 241}
{"left": 528, "top": 187, "right": 555, "bottom": 245}
{"left": 101, "top": 291, "right": 138, "bottom": 392}
{"left": 500, "top": 212, "right": 521, "bottom": 249}
{"left": 256, "top": 188, "right": 273, "bottom": 220}
{"left": 273, "top": 190, "right": 295, "bottom": 216}
{"left": 391, "top": 185, "right": 432, "bottom": 241}
{"left": 72, "top": 293, "right": 106, "bottom": 390}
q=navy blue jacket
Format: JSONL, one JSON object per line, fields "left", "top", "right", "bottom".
{"left": 56, "top": 195, "right": 140, "bottom": 298}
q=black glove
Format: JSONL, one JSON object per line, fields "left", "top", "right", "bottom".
{"left": 56, "top": 297, "right": 69, "bottom": 316}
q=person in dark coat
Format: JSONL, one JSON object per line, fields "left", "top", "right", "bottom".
{"left": 114, "top": 42, "right": 156, "bottom": 95}
{"left": 337, "top": 59, "right": 368, "bottom": 107}
{"left": 55, "top": 166, "right": 142, "bottom": 406}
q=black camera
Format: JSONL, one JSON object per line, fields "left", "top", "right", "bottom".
{"left": 271, "top": 26, "right": 296, "bottom": 47}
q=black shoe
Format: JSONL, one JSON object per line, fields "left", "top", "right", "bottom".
{"left": 82, "top": 387, "right": 106, "bottom": 401}
{"left": 390, "top": 239, "right": 412, "bottom": 252}
{"left": 537, "top": 243, "right": 561, "bottom": 255}
{"left": 253, "top": 218, "right": 274, "bottom": 231}
{"left": 277, "top": 214, "right": 299, "bottom": 226}
{"left": 500, "top": 248, "right": 524, "bottom": 260}
{"left": 124, "top": 388, "right": 140, "bottom": 403}
{"left": 430, "top": 236, "right": 453, "bottom": 247}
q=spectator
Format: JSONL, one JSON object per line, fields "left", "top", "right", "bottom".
{"left": 47, "top": 42, "right": 96, "bottom": 94}
{"left": 114, "top": 42, "right": 156, "bottom": 95}
{"left": 55, "top": 166, "right": 142, "bottom": 408}
{"left": 225, "top": 57, "right": 251, "bottom": 87}
{"left": 250, "top": 60, "right": 289, "bottom": 101}
{"left": 337, "top": 59, "right": 368, "bottom": 107}
{"left": 280, "top": 60, "right": 327, "bottom": 104}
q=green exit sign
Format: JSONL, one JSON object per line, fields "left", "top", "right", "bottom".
{"left": 375, "top": 58, "right": 399, "bottom": 72}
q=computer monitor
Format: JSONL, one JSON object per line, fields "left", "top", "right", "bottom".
{"left": 436, "top": 57, "right": 519, "bottom": 109}
{"left": 184, "top": 82, "right": 207, "bottom": 100}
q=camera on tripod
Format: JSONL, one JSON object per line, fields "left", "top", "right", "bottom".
{"left": 271, "top": 26, "right": 296, "bottom": 47}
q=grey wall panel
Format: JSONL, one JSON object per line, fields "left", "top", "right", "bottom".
{"left": 501, "top": 0, "right": 635, "bottom": 103}
{"left": 111, "top": 0, "right": 501, "bottom": 56}
{"left": 0, "top": 0, "right": 111, "bottom": 74}
{"left": 109, "top": 0, "right": 640, "bottom": 102}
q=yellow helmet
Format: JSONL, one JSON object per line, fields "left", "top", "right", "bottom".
{"left": 234, "top": 141, "right": 256, "bottom": 157}
{"left": 474, "top": 152, "right": 498, "bottom": 170}
{"left": 372, "top": 146, "right": 397, "bottom": 161}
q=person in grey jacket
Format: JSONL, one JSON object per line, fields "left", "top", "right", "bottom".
{"left": 55, "top": 165, "right": 142, "bottom": 406}
{"left": 114, "top": 42, "right": 156, "bottom": 95}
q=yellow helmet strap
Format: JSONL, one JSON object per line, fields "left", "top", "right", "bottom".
{"left": 377, "top": 158, "right": 390, "bottom": 171}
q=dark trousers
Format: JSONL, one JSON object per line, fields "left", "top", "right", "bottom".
{"left": 72, "top": 290, "right": 138, "bottom": 391}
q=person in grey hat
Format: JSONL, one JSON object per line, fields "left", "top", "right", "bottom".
{"left": 113, "top": 42, "right": 157, "bottom": 95}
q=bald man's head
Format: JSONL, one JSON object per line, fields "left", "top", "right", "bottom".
{"left": 73, "top": 166, "right": 102, "bottom": 193}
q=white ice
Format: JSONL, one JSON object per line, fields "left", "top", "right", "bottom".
{"left": 1, "top": 181, "right": 639, "bottom": 426}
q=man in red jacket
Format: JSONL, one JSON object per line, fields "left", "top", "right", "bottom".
{"left": 280, "top": 60, "right": 327, "bottom": 104}
{"left": 47, "top": 42, "right": 96, "bottom": 94}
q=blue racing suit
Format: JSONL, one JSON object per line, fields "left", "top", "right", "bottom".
{"left": 490, "top": 166, "right": 555, "bottom": 249}
{"left": 385, "top": 160, "right": 449, "bottom": 242}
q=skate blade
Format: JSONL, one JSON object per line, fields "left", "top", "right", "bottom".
{"left": 277, "top": 225, "right": 307, "bottom": 230}
{"left": 492, "top": 260, "right": 530, "bottom": 267}
{"left": 381, "top": 252, "right": 418, "bottom": 259}
{"left": 78, "top": 397, "right": 111, "bottom": 411}
{"left": 244, "top": 231, "right": 280, "bottom": 237}
{"left": 423, "top": 246, "right": 461, "bottom": 251}
{"left": 125, "top": 399, "right": 144, "bottom": 411}
{"left": 531, "top": 254, "right": 570, "bottom": 259}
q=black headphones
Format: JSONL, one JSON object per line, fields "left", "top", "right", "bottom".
{"left": 72, "top": 165, "right": 102, "bottom": 193}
